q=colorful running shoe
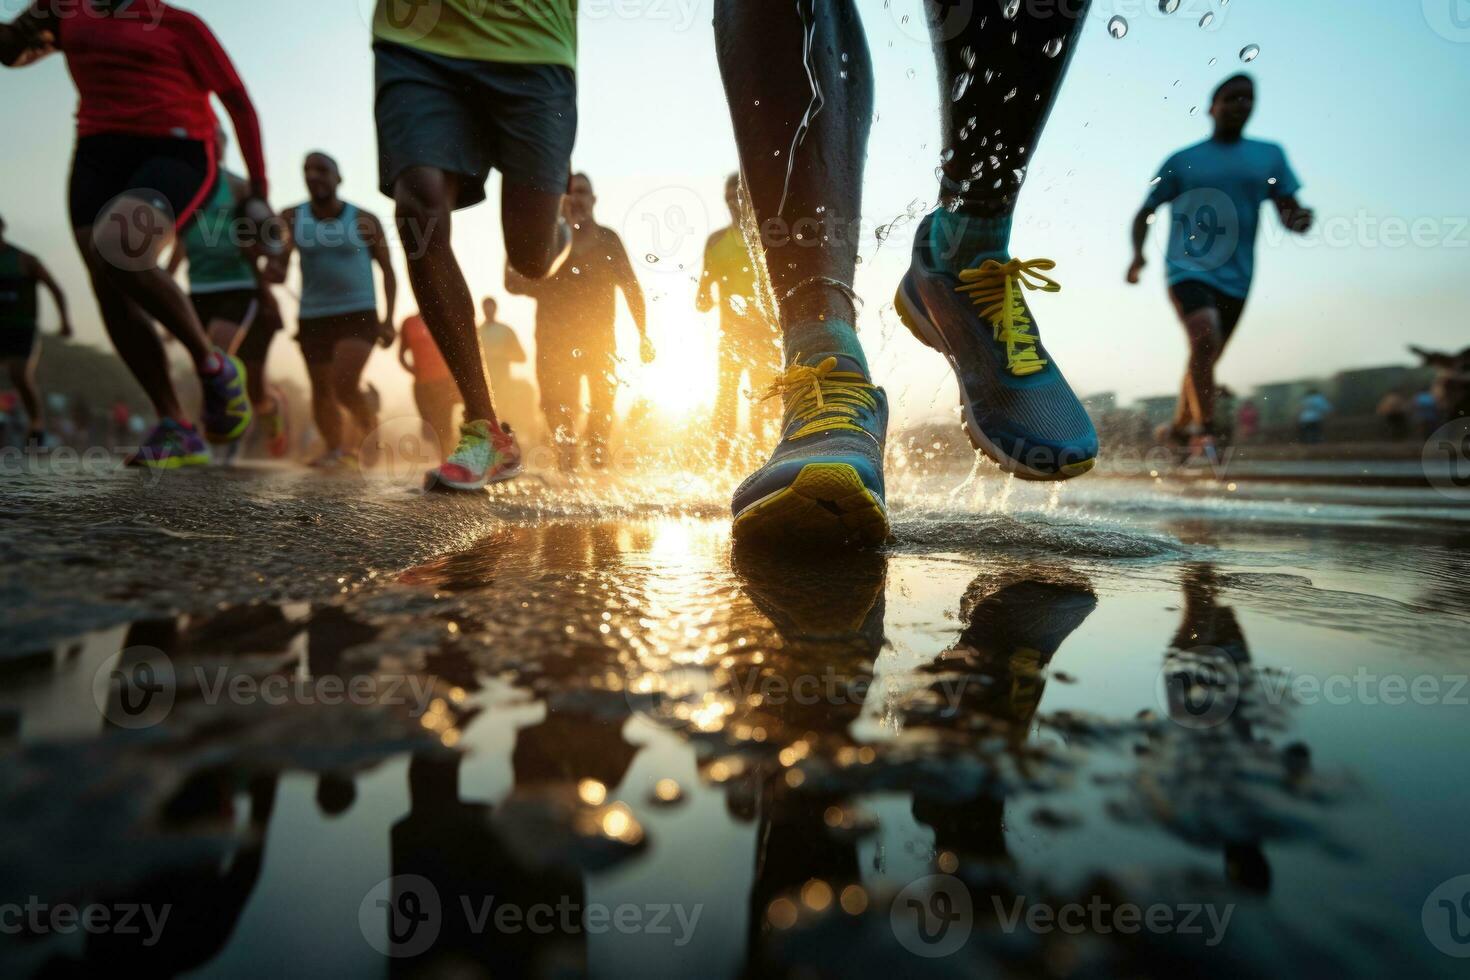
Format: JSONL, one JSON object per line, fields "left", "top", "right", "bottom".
{"left": 425, "top": 420, "right": 522, "bottom": 492}
{"left": 730, "top": 354, "right": 889, "bottom": 547}
{"left": 896, "top": 213, "right": 1098, "bottom": 481}
{"left": 125, "top": 419, "right": 211, "bottom": 470}
{"left": 201, "top": 349, "right": 253, "bottom": 444}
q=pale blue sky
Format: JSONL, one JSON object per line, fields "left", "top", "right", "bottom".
{"left": 1, "top": 0, "right": 1467, "bottom": 420}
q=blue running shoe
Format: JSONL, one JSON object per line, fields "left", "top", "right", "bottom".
{"left": 895, "top": 213, "right": 1098, "bottom": 480}
{"left": 731, "top": 354, "right": 889, "bottom": 547}
{"left": 125, "top": 419, "right": 211, "bottom": 470}
{"left": 201, "top": 350, "right": 253, "bottom": 445}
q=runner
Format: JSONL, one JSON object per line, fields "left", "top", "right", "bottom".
{"left": 1, "top": 0, "right": 271, "bottom": 469}
{"left": 168, "top": 127, "right": 288, "bottom": 458}
{"left": 506, "top": 173, "right": 655, "bottom": 473}
{"left": 715, "top": 0, "right": 1099, "bottom": 547}
{"left": 275, "top": 153, "right": 396, "bottom": 468}
{"left": 0, "top": 214, "right": 73, "bottom": 449}
{"left": 1127, "top": 74, "right": 1314, "bottom": 457}
{"left": 696, "top": 174, "right": 781, "bottom": 463}
{"left": 477, "top": 296, "right": 534, "bottom": 434}
{"left": 373, "top": 0, "right": 579, "bottom": 491}
{"left": 398, "top": 311, "right": 461, "bottom": 459}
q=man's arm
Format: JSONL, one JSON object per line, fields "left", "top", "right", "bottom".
{"left": 178, "top": 12, "right": 269, "bottom": 200}
{"left": 1273, "top": 195, "right": 1314, "bottom": 234}
{"left": 1, "top": 4, "right": 59, "bottom": 68}
{"left": 695, "top": 233, "right": 720, "bottom": 313}
{"left": 264, "top": 207, "right": 297, "bottom": 285}
{"left": 1127, "top": 158, "right": 1179, "bottom": 284}
{"left": 607, "top": 231, "right": 653, "bottom": 362}
{"left": 364, "top": 211, "right": 397, "bottom": 345}
{"left": 1126, "top": 206, "right": 1157, "bottom": 284}
{"left": 500, "top": 325, "right": 527, "bottom": 364}
{"left": 25, "top": 253, "right": 72, "bottom": 338}
{"left": 504, "top": 263, "right": 547, "bottom": 298}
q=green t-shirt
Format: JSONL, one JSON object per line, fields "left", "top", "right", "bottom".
{"left": 374, "top": 0, "right": 577, "bottom": 69}
{"left": 0, "top": 246, "right": 38, "bottom": 332}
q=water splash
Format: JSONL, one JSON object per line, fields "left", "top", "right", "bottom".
{"left": 775, "top": 0, "right": 826, "bottom": 222}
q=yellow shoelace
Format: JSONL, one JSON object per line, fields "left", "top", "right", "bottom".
{"left": 954, "top": 257, "right": 1060, "bottom": 377}
{"left": 758, "top": 355, "right": 879, "bottom": 441}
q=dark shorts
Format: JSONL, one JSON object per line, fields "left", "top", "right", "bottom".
{"left": 240, "top": 295, "right": 284, "bottom": 364}
{"left": 1169, "top": 279, "right": 1248, "bottom": 345}
{"left": 192, "top": 289, "right": 283, "bottom": 364}
{"left": 69, "top": 134, "right": 217, "bottom": 232}
{"left": 298, "top": 310, "right": 380, "bottom": 365}
{"left": 374, "top": 41, "right": 577, "bottom": 207}
{"left": 0, "top": 326, "right": 38, "bottom": 360}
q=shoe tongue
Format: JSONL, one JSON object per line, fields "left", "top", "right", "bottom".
{"left": 797, "top": 351, "right": 867, "bottom": 377}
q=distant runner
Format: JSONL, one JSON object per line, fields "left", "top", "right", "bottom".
{"left": 0, "top": 214, "right": 73, "bottom": 449}
{"left": 506, "top": 173, "right": 654, "bottom": 472}
{"left": 696, "top": 174, "right": 780, "bottom": 462}
{"left": 1128, "top": 74, "right": 1314, "bottom": 458}
{"left": 399, "top": 311, "right": 461, "bottom": 459}
{"left": 1, "top": 0, "right": 272, "bottom": 469}
{"left": 168, "top": 127, "right": 287, "bottom": 457}
{"left": 373, "top": 0, "right": 579, "bottom": 491}
{"left": 477, "top": 296, "right": 534, "bottom": 434}
{"left": 276, "top": 153, "right": 397, "bottom": 468}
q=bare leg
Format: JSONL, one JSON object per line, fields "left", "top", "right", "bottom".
{"left": 393, "top": 167, "right": 499, "bottom": 428}
{"left": 306, "top": 359, "right": 344, "bottom": 452}
{"left": 8, "top": 351, "right": 42, "bottom": 433}
{"left": 501, "top": 179, "right": 569, "bottom": 280}
{"left": 585, "top": 354, "right": 617, "bottom": 468}
{"left": 1181, "top": 309, "right": 1222, "bottom": 430}
{"left": 330, "top": 337, "right": 379, "bottom": 439}
{"left": 714, "top": 0, "right": 873, "bottom": 368}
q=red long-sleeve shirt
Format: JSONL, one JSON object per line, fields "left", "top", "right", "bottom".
{"left": 50, "top": 0, "right": 268, "bottom": 197}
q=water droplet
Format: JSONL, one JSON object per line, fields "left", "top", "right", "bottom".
{"left": 1002, "top": 0, "right": 1020, "bottom": 19}
{"left": 1240, "top": 44, "right": 1260, "bottom": 62}
{"left": 1159, "top": 0, "right": 1179, "bottom": 12}
{"left": 1042, "top": 38, "right": 1065, "bottom": 58}
{"left": 571, "top": 348, "right": 583, "bottom": 359}
{"left": 644, "top": 253, "right": 658, "bottom": 263}
{"left": 1198, "top": 11, "right": 1214, "bottom": 28}
{"left": 1208, "top": 57, "right": 1218, "bottom": 66}
{"left": 1189, "top": 105, "right": 1199, "bottom": 115}
{"left": 1107, "top": 15, "right": 1128, "bottom": 39}
{"left": 951, "top": 72, "right": 971, "bottom": 101}
{"left": 906, "top": 68, "right": 916, "bottom": 80}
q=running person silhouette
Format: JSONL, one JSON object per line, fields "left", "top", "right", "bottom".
{"left": 0, "top": 214, "right": 73, "bottom": 449}
{"left": 697, "top": 174, "right": 781, "bottom": 464}
{"left": 1, "top": 0, "right": 273, "bottom": 469}
{"left": 716, "top": 0, "right": 1099, "bottom": 547}
{"left": 168, "top": 127, "right": 288, "bottom": 458}
{"left": 373, "top": 0, "right": 578, "bottom": 491}
{"left": 507, "top": 173, "right": 654, "bottom": 473}
{"left": 275, "top": 153, "right": 397, "bottom": 468}
{"left": 1128, "top": 74, "right": 1313, "bottom": 456}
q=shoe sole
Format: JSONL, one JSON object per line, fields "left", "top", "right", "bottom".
{"left": 205, "top": 355, "right": 254, "bottom": 445}
{"left": 894, "top": 279, "right": 1096, "bottom": 482}
{"left": 128, "top": 452, "right": 211, "bottom": 470}
{"left": 732, "top": 462, "right": 890, "bottom": 547}
{"left": 424, "top": 462, "right": 524, "bottom": 494}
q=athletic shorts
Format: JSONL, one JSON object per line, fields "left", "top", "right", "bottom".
{"left": 0, "top": 326, "right": 37, "bottom": 360}
{"left": 374, "top": 41, "right": 577, "bottom": 207}
{"left": 69, "top": 134, "right": 216, "bottom": 232}
{"left": 239, "top": 295, "right": 284, "bottom": 365}
{"left": 298, "top": 310, "right": 380, "bottom": 365}
{"left": 1169, "top": 279, "right": 1248, "bottom": 345}
{"left": 191, "top": 289, "right": 282, "bottom": 364}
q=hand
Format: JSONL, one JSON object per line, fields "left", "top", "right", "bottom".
{"left": 3, "top": 26, "right": 55, "bottom": 68}
{"left": 1283, "top": 206, "right": 1314, "bottom": 234}
{"left": 59, "top": 320, "right": 74, "bottom": 339}
{"left": 378, "top": 319, "right": 397, "bottom": 348}
{"left": 262, "top": 255, "right": 288, "bottom": 285}
{"left": 239, "top": 197, "right": 284, "bottom": 261}
{"left": 1126, "top": 256, "right": 1146, "bottom": 285}
{"left": 639, "top": 334, "right": 656, "bottom": 364}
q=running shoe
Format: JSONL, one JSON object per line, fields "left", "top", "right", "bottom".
{"left": 730, "top": 354, "right": 889, "bottom": 547}
{"left": 201, "top": 350, "right": 252, "bottom": 444}
{"left": 259, "top": 395, "right": 288, "bottom": 459}
{"left": 896, "top": 213, "right": 1098, "bottom": 481}
{"left": 425, "top": 420, "right": 522, "bottom": 492}
{"left": 308, "top": 448, "right": 358, "bottom": 470}
{"left": 125, "top": 419, "right": 211, "bottom": 470}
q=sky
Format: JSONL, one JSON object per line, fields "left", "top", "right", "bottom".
{"left": 1, "top": 0, "right": 1468, "bottom": 423}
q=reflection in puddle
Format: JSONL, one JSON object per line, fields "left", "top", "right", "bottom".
{"left": 1, "top": 512, "right": 1464, "bottom": 978}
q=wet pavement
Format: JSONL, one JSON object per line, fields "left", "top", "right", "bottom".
{"left": 2, "top": 463, "right": 1468, "bottom": 978}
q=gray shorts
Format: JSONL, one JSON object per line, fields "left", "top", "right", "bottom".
{"left": 374, "top": 41, "right": 577, "bottom": 207}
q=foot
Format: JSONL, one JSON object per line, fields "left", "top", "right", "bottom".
{"left": 125, "top": 419, "right": 211, "bottom": 470}
{"left": 258, "top": 395, "right": 288, "bottom": 458}
{"left": 896, "top": 213, "right": 1098, "bottom": 481}
{"left": 201, "top": 350, "right": 253, "bottom": 444}
{"left": 308, "top": 448, "right": 357, "bottom": 470}
{"left": 425, "top": 420, "right": 522, "bottom": 492}
{"left": 731, "top": 353, "right": 889, "bottom": 548}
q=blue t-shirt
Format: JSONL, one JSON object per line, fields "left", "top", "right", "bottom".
{"left": 1144, "top": 137, "right": 1301, "bottom": 299}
